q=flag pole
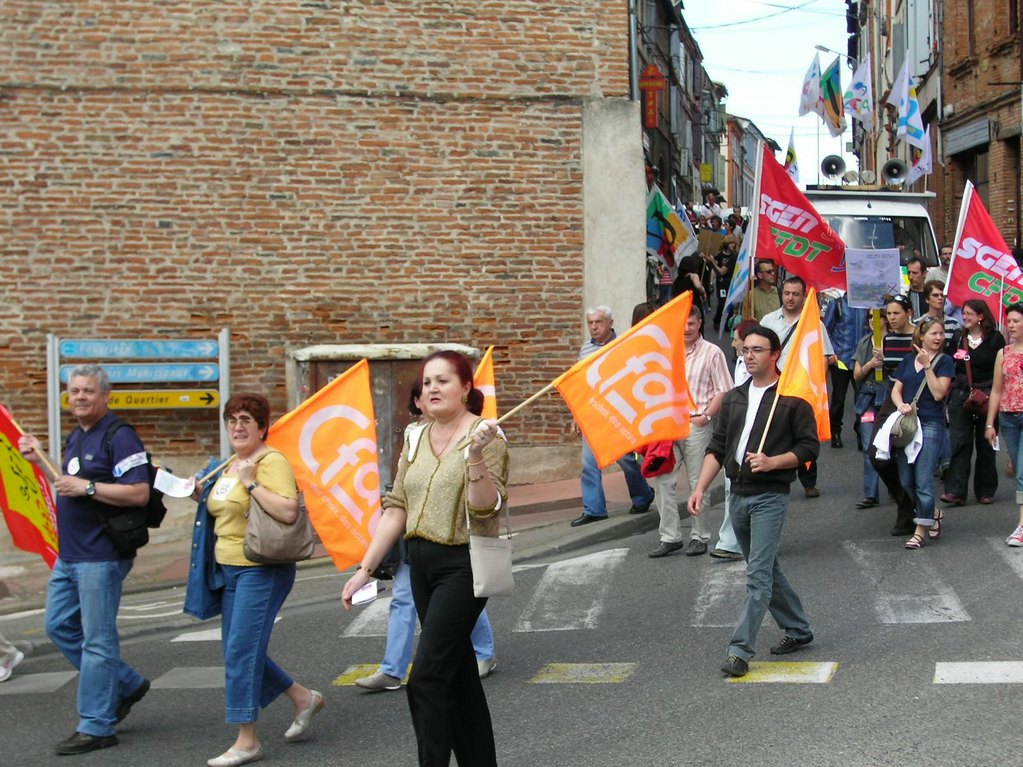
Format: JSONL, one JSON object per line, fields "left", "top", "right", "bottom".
{"left": 455, "top": 383, "right": 557, "bottom": 450}
{"left": 945, "top": 181, "right": 972, "bottom": 298}
{"left": 7, "top": 413, "right": 60, "bottom": 481}
{"left": 198, "top": 456, "right": 234, "bottom": 484}
{"left": 745, "top": 140, "right": 765, "bottom": 320}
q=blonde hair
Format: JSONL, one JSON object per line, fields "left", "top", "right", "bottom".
{"left": 912, "top": 316, "right": 943, "bottom": 348}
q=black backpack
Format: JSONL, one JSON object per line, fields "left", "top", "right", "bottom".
{"left": 101, "top": 418, "right": 168, "bottom": 530}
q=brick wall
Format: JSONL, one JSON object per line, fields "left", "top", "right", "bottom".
{"left": 941, "top": 0, "right": 1022, "bottom": 246}
{"left": 0, "top": 2, "right": 633, "bottom": 466}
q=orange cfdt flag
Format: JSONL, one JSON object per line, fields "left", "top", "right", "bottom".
{"left": 267, "top": 359, "right": 381, "bottom": 573}
{"left": 554, "top": 292, "right": 693, "bottom": 468}
{"left": 0, "top": 406, "right": 59, "bottom": 567}
{"left": 474, "top": 346, "right": 498, "bottom": 420}
{"left": 776, "top": 288, "right": 832, "bottom": 441}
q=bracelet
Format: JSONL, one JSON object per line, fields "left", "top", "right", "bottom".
{"left": 467, "top": 474, "right": 485, "bottom": 483}
{"left": 466, "top": 458, "right": 485, "bottom": 467}
{"left": 986, "top": 424, "right": 995, "bottom": 429}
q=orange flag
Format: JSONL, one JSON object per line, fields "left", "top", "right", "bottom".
{"left": 777, "top": 288, "right": 831, "bottom": 441}
{"left": 554, "top": 292, "right": 693, "bottom": 468}
{"left": 267, "top": 359, "right": 381, "bottom": 572}
{"left": 474, "top": 346, "right": 498, "bottom": 420}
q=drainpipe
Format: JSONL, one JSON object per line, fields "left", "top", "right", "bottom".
{"left": 628, "top": 0, "right": 639, "bottom": 100}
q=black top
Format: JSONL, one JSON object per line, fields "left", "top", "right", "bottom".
{"left": 951, "top": 330, "right": 1005, "bottom": 390}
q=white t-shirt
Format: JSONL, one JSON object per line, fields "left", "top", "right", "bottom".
{"left": 735, "top": 381, "right": 773, "bottom": 466}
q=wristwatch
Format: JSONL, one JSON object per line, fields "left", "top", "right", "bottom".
{"left": 85, "top": 482, "right": 96, "bottom": 497}
{"left": 247, "top": 481, "right": 259, "bottom": 492}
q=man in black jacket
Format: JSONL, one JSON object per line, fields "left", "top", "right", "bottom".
{"left": 688, "top": 327, "right": 820, "bottom": 678}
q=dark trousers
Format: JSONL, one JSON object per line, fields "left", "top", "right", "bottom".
{"left": 829, "top": 367, "right": 853, "bottom": 436}
{"left": 406, "top": 538, "right": 496, "bottom": 767}
{"left": 945, "top": 387, "right": 998, "bottom": 500}
{"left": 798, "top": 460, "right": 817, "bottom": 489}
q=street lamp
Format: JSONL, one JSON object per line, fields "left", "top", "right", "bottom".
{"left": 814, "top": 44, "right": 855, "bottom": 66}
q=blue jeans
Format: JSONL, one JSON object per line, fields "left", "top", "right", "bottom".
{"left": 727, "top": 493, "right": 812, "bottom": 661}
{"left": 381, "top": 561, "right": 494, "bottom": 678}
{"left": 221, "top": 564, "right": 296, "bottom": 723}
{"left": 896, "top": 420, "right": 944, "bottom": 525}
{"left": 45, "top": 558, "right": 145, "bottom": 737}
{"left": 859, "top": 416, "right": 880, "bottom": 499}
{"left": 998, "top": 412, "right": 1023, "bottom": 504}
{"left": 580, "top": 438, "right": 653, "bottom": 518}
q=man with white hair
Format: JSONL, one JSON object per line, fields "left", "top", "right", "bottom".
{"left": 569, "top": 305, "right": 655, "bottom": 527}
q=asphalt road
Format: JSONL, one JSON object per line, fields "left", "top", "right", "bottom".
{"left": 3, "top": 434, "right": 1023, "bottom": 767}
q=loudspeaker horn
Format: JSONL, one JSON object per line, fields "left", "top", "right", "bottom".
{"left": 882, "top": 159, "right": 909, "bottom": 185}
{"left": 821, "top": 155, "right": 846, "bottom": 180}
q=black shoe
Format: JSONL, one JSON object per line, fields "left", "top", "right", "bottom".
{"left": 570, "top": 513, "right": 607, "bottom": 527}
{"left": 648, "top": 540, "right": 685, "bottom": 558}
{"left": 855, "top": 497, "right": 879, "bottom": 509}
{"left": 770, "top": 634, "right": 814, "bottom": 655}
{"left": 831, "top": 434, "right": 843, "bottom": 448}
{"left": 709, "top": 547, "right": 744, "bottom": 561}
{"left": 721, "top": 655, "right": 749, "bottom": 677}
{"left": 685, "top": 539, "right": 708, "bottom": 556}
{"left": 890, "top": 524, "right": 915, "bottom": 536}
{"left": 804, "top": 487, "right": 820, "bottom": 498}
{"left": 115, "top": 678, "right": 150, "bottom": 724}
{"left": 629, "top": 491, "right": 655, "bottom": 515}
{"left": 55, "top": 732, "right": 118, "bottom": 756}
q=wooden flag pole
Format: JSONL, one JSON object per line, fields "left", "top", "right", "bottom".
{"left": 754, "top": 389, "right": 781, "bottom": 455}
{"left": 7, "top": 414, "right": 60, "bottom": 481}
{"left": 455, "top": 382, "right": 557, "bottom": 450}
{"left": 198, "top": 455, "right": 235, "bottom": 485}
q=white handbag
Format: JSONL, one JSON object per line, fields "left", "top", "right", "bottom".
{"left": 465, "top": 501, "right": 514, "bottom": 598}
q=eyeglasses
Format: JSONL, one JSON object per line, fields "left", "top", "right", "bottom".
{"left": 759, "top": 269, "right": 776, "bottom": 275}
{"left": 740, "top": 346, "right": 770, "bottom": 356}
{"left": 225, "top": 415, "right": 256, "bottom": 427}
{"left": 930, "top": 293, "right": 945, "bottom": 299}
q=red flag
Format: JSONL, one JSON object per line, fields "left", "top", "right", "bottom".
{"left": 756, "top": 144, "right": 846, "bottom": 290}
{"left": 947, "top": 182, "right": 1023, "bottom": 318}
{"left": 267, "top": 360, "right": 380, "bottom": 573}
{"left": 776, "top": 289, "right": 831, "bottom": 441}
{"left": 0, "top": 406, "right": 59, "bottom": 567}
{"left": 554, "top": 292, "right": 694, "bottom": 468}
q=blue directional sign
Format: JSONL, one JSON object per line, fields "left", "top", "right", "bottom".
{"left": 60, "top": 339, "right": 219, "bottom": 359}
{"left": 60, "top": 363, "right": 220, "bottom": 384}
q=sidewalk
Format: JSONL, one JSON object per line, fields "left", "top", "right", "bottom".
{"left": 0, "top": 472, "right": 726, "bottom": 616}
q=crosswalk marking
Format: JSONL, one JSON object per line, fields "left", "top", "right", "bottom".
{"left": 690, "top": 561, "right": 745, "bottom": 627}
{"left": 152, "top": 666, "right": 224, "bottom": 689}
{"left": 171, "top": 628, "right": 222, "bottom": 642}
{"left": 0, "top": 670, "right": 76, "bottom": 695}
{"left": 514, "top": 549, "right": 628, "bottom": 632}
{"left": 342, "top": 594, "right": 394, "bottom": 638}
{"left": 933, "top": 662, "right": 1023, "bottom": 684}
{"left": 333, "top": 664, "right": 397, "bottom": 687}
{"left": 841, "top": 541, "right": 970, "bottom": 623}
{"left": 991, "top": 537, "right": 1023, "bottom": 578}
{"left": 726, "top": 662, "right": 837, "bottom": 684}
{"left": 529, "top": 662, "right": 638, "bottom": 684}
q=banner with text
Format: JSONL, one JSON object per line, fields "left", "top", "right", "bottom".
{"left": 947, "top": 182, "right": 1023, "bottom": 319}
{"left": 0, "top": 406, "right": 58, "bottom": 567}
{"left": 267, "top": 360, "right": 380, "bottom": 573}
{"left": 554, "top": 292, "right": 694, "bottom": 468}
{"left": 756, "top": 144, "right": 847, "bottom": 291}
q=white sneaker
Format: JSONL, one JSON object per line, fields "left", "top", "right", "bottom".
{"left": 477, "top": 657, "right": 497, "bottom": 680}
{"left": 354, "top": 671, "right": 401, "bottom": 691}
{"left": 1007, "top": 526, "right": 1023, "bottom": 547}
{"left": 0, "top": 650, "right": 24, "bottom": 683}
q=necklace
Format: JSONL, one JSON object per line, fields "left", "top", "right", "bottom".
{"left": 431, "top": 418, "right": 464, "bottom": 456}
{"left": 968, "top": 332, "right": 983, "bottom": 348}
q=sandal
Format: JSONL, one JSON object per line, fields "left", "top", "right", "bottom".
{"left": 929, "top": 510, "right": 944, "bottom": 540}
{"left": 905, "top": 533, "right": 926, "bottom": 550}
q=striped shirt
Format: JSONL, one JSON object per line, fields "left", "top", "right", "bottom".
{"left": 882, "top": 332, "right": 915, "bottom": 378}
{"left": 686, "top": 336, "right": 733, "bottom": 413}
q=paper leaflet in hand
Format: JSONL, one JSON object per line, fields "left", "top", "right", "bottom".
{"left": 153, "top": 468, "right": 196, "bottom": 498}
{"left": 351, "top": 580, "right": 381, "bottom": 606}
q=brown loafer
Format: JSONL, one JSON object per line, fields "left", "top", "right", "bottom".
{"left": 979, "top": 496, "right": 995, "bottom": 505}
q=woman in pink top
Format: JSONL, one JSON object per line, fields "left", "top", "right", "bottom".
{"left": 987, "top": 303, "right": 1023, "bottom": 545}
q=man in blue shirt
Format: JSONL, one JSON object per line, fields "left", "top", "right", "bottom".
{"left": 20, "top": 365, "right": 151, "bottom": 756}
